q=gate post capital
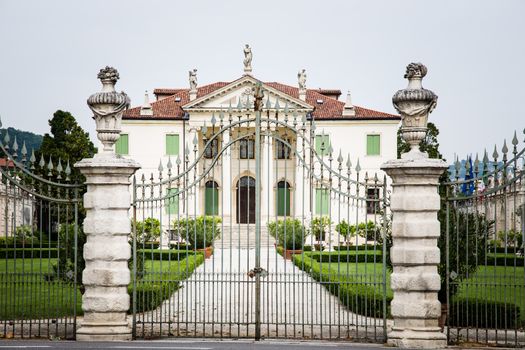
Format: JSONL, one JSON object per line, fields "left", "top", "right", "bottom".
{"left": 381, "top": 63, "right": 447, "bottom": 349}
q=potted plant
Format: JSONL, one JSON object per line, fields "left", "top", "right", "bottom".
{"left": 311, "top": 216, "right": 331, "bottom": 251}
{"left": 335, "top": 220, "right": 356, "bottom": 248}
{"left": 173, "top": 216, "right": 221, "bottom": 258}
{"left": 268, "top": 218, "right": 306, "bottom": 259}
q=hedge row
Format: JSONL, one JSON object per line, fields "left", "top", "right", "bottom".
{"left": 292, "top": 254, "right": 390, "bottom": 318}
{"left": 0, "top": 248, "right": 59, "bottom": 259}
{"left": 306, "top": 251, "right": 383, "bottom": 263}
{"left": 486, "top": 254, "right": 525, "bottom": 267}
{"left": 448, "top": 298, "right": 522, "bottom": 328}
{"left": 333, "top": 244, "right": 383, "bottom": 251}
{"left": 137, "top": 249, "right": 203, "bottom": 261}
{"left": 128, "top": 253, "right": 205, "bottom": 313}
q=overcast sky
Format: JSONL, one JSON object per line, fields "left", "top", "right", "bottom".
{"left": 0, "top": 0, "right": 524, "bottom": 162}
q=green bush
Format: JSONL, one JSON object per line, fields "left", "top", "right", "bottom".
{"left": 0, "top": 248, "right": 58, "bottom": 259}
{"left": 137, "top": 249, "right": 200, "bottom": 261}
{"left": 307, "top": 251, "right": 382, "bottom": 263}
{"left": 448, "top": 298, "right": 521, "bottom": 328}
{"left": 357, "top": 221, "right": 380, "bottom": 242}
{"left": 172, "top": 216, "right": 221, "bottom": 249}
{"left": 334, "top": 244, "right": 382, "bottom": 251}
{"left": 486, "top": 253, "right": 525, "bottom": 267}
{"left": 53, "top": 223, "right": 85, "bottom": 284}
{"left": 311, "top": 217, "right": 331, "bottom": 242}
{"left": 268, "top": 218, "right": 306, "bottom": 250}
{"left": 133, "top": 218, "right": 161, "bottom": 243}
{"left": 15, "top": 225, "right": 40, "bottom": 244}
{"left": 497, "top": 229, "right": 523, "bottom": 248}
{"left": 292, "top": 253, "right": 390, "bottom": 318}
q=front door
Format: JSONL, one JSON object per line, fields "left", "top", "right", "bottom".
{"left": 237, "top": 176, "right": 255, "bottom": 223}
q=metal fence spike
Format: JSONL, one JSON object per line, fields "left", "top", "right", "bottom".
{"left": 483, "top": 149, "right": 489, "bottom": 164}
{"left": 211, "top": 113, "right": 217, "bottom": 126}
{"left": 56, "top": 158, "right": 63, "bottom": 179}
{"left": 12, "top": 136, "right": 18, "bottom": 154}
{"left": 202, "top": 121, "right": 208, "bottom": 135}
{"left": 337, "top": 150, "right": 343, "bottom": 164}
{"left": 346, "top": 154, "right": 352, "bottom": 169}
{"left": 284, "top": 101, "right": 289, "bottom": 114}
{"left": 47, "top": 157, "right": 54, "bottom": 176}
{"left": 167, "top": 157, "right": 173, "bottom": 169}
{"left": 3, "top": 131, "right": 10, "bottom": 147}
{"left": 265, "top": 96, "right": 272, "bottom": 110}
{"left": 39, "top": 154, "right": 45, "bottom": 168}
{"left": 228, "top": 100, "right": 233, "bottom": 114}
{"left": 274, "top": 97, "right": 280, "bottom": 110}
{"left": 502, "top": 139, "right": 508, "bottom": 154}
{"left": 492, "top": 144, "right": 499, "bottom": 160}
{"left": 176, "top": 155, "right": 181, "bottom": 165}
{"left": 236, "top": 96, "right": 243, "bottom": 110}
{"left": 355, "top": 158, "right": 361, "bottom": 173}
{"left": 30, "top": 149, "right": 36, "bottom": 164}
{"left": 21, "top": 141, "right": 27, "bottom": 158}
{"left": 512, "top": 130, "right": 519, "bottom": 146}
{"left": 158, "top": 159, "right": 164, "bottom": 173}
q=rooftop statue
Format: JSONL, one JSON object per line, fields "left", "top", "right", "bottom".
{"left": 189, "top": 69, "right": 198, "bottom": 91}
{"left": 243, "top": 44, "right": 252, "bottom": 72}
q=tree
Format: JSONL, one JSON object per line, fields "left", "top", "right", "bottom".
{"left": 37, "top": 110, "right": 97, "bottom": 183}
{"left": 397, "top": 122, "right": 442, "bottom": 159}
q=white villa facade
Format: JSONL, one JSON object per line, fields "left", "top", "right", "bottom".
{"left": 120, "top": 64, "right": 400, "bottom": 227}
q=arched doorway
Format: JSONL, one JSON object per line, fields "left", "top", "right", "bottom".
{"left": 237, "top": 176, "right": 255, "bottom": 224}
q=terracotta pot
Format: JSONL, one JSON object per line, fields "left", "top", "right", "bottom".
{"left": 438, "top": 303, "right": 448, "bottom": 331}
{"left": 284, "top": 249, "right": 302, "bottom": 260}
{"left": 197, "top": 246, "right": 214, "bottom": 259}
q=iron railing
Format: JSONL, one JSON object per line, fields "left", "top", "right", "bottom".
{"left": 131, "top": 90, "right": 390, "bottom": 342}
{"left": 444, "top": 130, "right": 525, "bottom": 347}
{"left": 0, "top": 126, "right": 84, "bottom": 340}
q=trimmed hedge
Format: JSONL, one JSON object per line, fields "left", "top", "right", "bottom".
{"left": 449, "top": 298, "right": 522, "bottom": 328}
{"left": 137, "top": 249, "right": 200, "bottom": 261}
{"left": 128, "top": 253, "right": 205, "bottom": 313}
{"left": 0, "top": 248, "right": 59, "bottom": 259}
{"left": 292, "top": 254, "right": 390, "bottom": 318}
{"left": 486, "top": 253, "right": 525, "bottom": 267}
{"left": 333, "top": 244, "right": 383, "bottom": 251}
{"left": 307, "top": 251, "right": 383, "bottom": 263}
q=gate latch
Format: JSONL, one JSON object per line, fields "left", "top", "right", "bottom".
{"left": 247, "top": 267, "right": 268, "bottom": 279}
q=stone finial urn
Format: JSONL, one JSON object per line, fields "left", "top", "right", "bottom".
{"left": 392, "top": 63, "right": 438, "bottom": 159}
{"left": 87, "top": 66, "right": 130, "bottom": 155}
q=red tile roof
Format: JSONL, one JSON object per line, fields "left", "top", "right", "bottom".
{"left": 123, "top": 80, "right": 399, "bottom": 121}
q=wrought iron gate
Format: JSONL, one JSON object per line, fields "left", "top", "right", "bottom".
{"left": 131, "top": 83, "right": 389, "bottom": 341}
{"left": 444, "top": 131, "right": 525, "bottom": 347}
{"left": 0, "top": 128, "right": 84, "bottom": 339}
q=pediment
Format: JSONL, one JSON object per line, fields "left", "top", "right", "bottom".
{"left": 182, "top": 75, "right": 313, "bottom": 112}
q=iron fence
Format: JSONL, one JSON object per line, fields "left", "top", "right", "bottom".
{"left": 444, "top": 130, "right": 525, "bottom": 347}
{"left": 131, "top": 86, "right": 390, "bottom": 341}
{"left": 0, "top": 126, "right": 84, "bottom": 340}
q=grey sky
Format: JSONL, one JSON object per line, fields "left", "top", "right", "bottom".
{"left": 0, "top": 0, "right": 524, "bottom": 162}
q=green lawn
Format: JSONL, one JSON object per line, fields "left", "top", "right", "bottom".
{"left": 0, "top": 255, "right": 204, "bottom": 320}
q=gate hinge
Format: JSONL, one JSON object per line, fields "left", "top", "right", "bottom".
{"left": 247, "top": 267, "right": 268, "bottom": 279}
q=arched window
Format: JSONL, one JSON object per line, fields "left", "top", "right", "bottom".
{"left": 205, "top": 181, "right": 219, "bottom": 216}
{"left": 276, "top": 181, "right": 291, "bottom": 216}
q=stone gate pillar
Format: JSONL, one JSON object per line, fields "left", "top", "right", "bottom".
{"left": 381, "top": 63, "right": 447, "bottom": 348}
{"left": 75, "top": 67, "right": 140, "bottom": 341}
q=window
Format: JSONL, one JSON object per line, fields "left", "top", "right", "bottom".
{"left": 166, "top": 134, "right": 179, "bottom": 155}
{"left": 204, "top": 181, "right": 219, "bottom": 215}
{"left": 366, "top": 188, "right": 380, "bottom": 214}
{"left": 315, "top": 188, "right": 330, "bottom": 216}
{"left": 165, "top": 188, "right": 179, "bottom": 215}
{"left": 276, "top": 181, "right": 291, "bottom": 216}
{"left": 115, "top": 134, "right": 129, "bottom": 155}
{"left": 204, "top": 138, "right": 219, "bottom": 159}
{"left": 239, "top": 138, "right": 255, "bottom": 159}
{"left": 366, "top": 135, "right": 380, "bottom": 156}
{"left": 315, "top": 135, "right": 330, "bottom": 156}
{"left": 276, "top": 139, "right": 292, "bottom": 159}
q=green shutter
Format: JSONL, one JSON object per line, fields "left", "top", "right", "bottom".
{"left": 115, "top": 134, "right": 129, "bottom": 155}
{"left": 277, "top": 187, "right": 291, "bottom": 216}
{"left": 367, "top": 135, "right": 380, "bottom": 155}
{"left": 166, "top": 134, "right": 179, "bottom": 155}
{"left": 315, "top": 188, "right": 329, "bottom": 215}
{"left": 205, "top": 188, "right": 219, "bottom": 215}
{"left": 315, "top": 135, "right": 330, "bottom": 156}
{"left": 166, "top": 188, "right": 179, "bottom": 215}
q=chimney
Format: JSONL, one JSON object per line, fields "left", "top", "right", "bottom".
{"left": 140, "top": 90, "right": 153, "bottom": 116}
{"left": 342, "top": 90, "right": 355, "bottom": 117}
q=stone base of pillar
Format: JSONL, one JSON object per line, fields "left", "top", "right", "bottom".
{"left": 77, "top": 323, "right": 132, "bottom": 341}
{"left": 388, "top": 328, "right": 447, "bottom": 349}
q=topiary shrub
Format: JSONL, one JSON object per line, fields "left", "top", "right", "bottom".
{"left": 172, "top": 216, "right": 221, "bottom": 249}
{"left": 311, "top": 216, "right": 331, "bottom": 242}
{"left": 267, "top": 218, "right": 306, "bottom": 250}
{"left": 132, "top": 217, "right": 161, "bottom": 243}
